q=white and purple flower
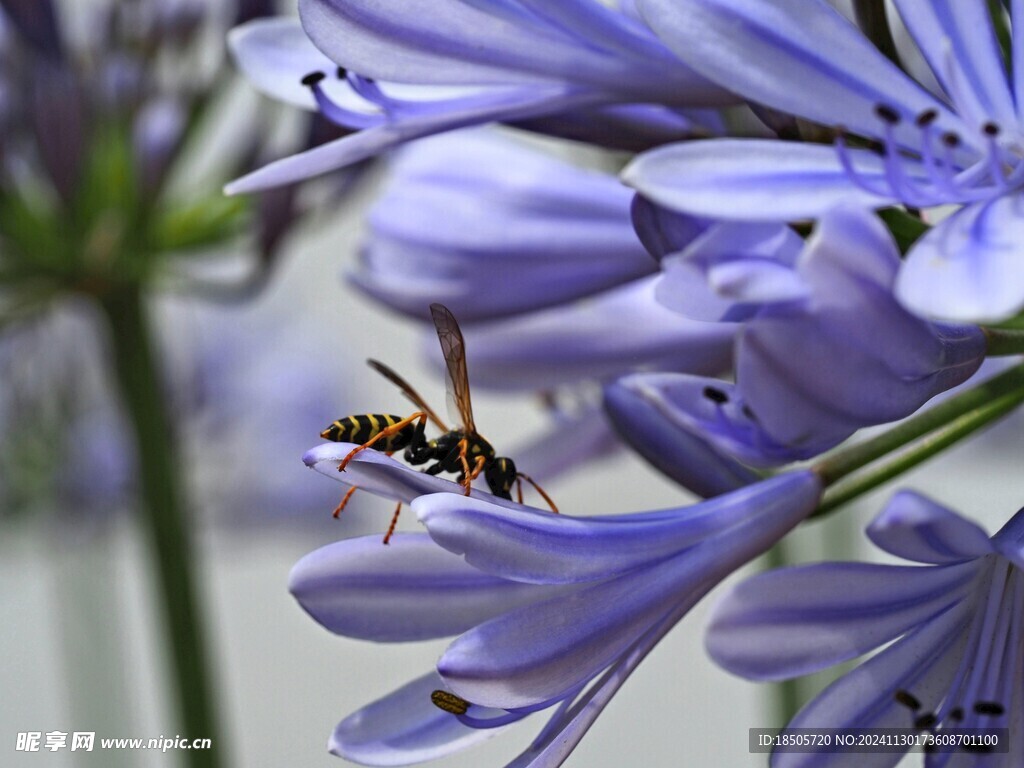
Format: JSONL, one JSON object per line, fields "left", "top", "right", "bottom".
{"left": 296, "top": 444, "right": 823, "bottom": 765}
{"left": 225, "top": 0, "right": 739, "bottom": 193}
{"left": 626, "top": 0, "right": 1024, "bottom": 322}
{"left": 605, "top": 206, "right": 987, "bottom": 485}
{"left": 707, "top": 491, "right": 1024, "bottom": 767}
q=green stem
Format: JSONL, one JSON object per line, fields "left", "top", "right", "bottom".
{"left": 814, "top": 389, "right": 1024, "bottom": 518}
{"left": 983, "top": 326, "right": 1024, "bottom": 356}
{"left": 98, "top": 287, "right": 223, "bottom": 768}
{"left": 815, "top": 362, "right": 1024, "bottom": 486}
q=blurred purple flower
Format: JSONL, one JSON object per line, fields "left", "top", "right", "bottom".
{"left": 225, "top": 2, "right": 739, "bottom": 193}
{"left": 627, "top": 0, "right": 1024, "bottom": 323}
{"left": 0, "top": 299, "right": 360, "bottom": 531}
{"left": 292, "top": 448, "right": 823, "bottom": 765}
{"left": 707, "top": 491, "right": 1024, "bottom": 768}
{"left": 607, "top": 207, "right": 986, "bottom": 473}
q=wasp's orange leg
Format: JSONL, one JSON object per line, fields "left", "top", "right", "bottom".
{"left": 516, "top": 472, "right": 559, "bottom": 514}
{"left": 469, "top": 455, "right": 487, "bottom": 481}
{"left": 332, "top": 486, "right": 358, "bottom": 518}
{"left": 338, "top": 411, "right": 426, "bottom": 472}
{"left": 516, "top": 476, "right": 524, "bottom": 505}
{"left": 382, "top": 502, "right": 402, "bottom": 545}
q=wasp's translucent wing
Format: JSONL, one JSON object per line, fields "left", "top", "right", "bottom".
{"left": 430, "top": 303, "right": 476, "bottom": 436}
{"left": 366, "top": 359, "right": 448, "bottom": 432}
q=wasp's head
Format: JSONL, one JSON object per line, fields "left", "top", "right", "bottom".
{"left": 485, "top": 457, "right": 517, "bottom": 499}
{"left": 320, "top": 423, "right": 343, "bottom": 441}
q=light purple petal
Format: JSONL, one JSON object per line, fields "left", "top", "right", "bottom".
{"left": 656, "top": 222, "right": 806, "bottom": 322}
{"left": 229, "top": 18, "right": 334, "bottom": 109}
{"left": 289, "top": 534, "right": 570, "bottom": 641}
{"left": 416, "top": 472, "right": 821, "bottom": 584}
{"left": 303, "top": 442, "right": 526, "bottom": 508}
{"left": 353, "top": 130, "right": 656, "bottom": 321}
{"left": 867, "top": 491, "right": 995, "bottom": 564}
{"left": 707, "top": 561, "right": 981, "bottom": 681}
{"left": 436, "top": 476, "right": 820, "bottom": 708}
{"left": 602, "top": 374, "right": 760, "bottom": 496}
{"left": 298, "top": 0, "right": 734, "bottom": 102}
{"left": 506, "top": 607, "right": 680, "bottom": 768}
{"left": 637, "top": 0, "right": 968, "bottom": 146}
{"left": 630, "top": 194, "right": 709, "bottom": 260}
{"left": 993, "top": 506, "right": 1024, "bottom": 571}
{"left": 604, "top": 373, "right": 831, "bottom": 469}
{"left": 622, "top": 140, "right": 899, "bottom": 221}
{"left": 897, "top": 195, "right": 1024, "bottom": 323}
{"left": 512, "top": 102, "right": 715, "bottom": 152}
{"left": 772, "top": 602, "right": 972, "bottom": 768}
{"left": 891, "top": 0, "right": 1015, "bottom": 132}
{"left": 453, "top": 276, "right": 736, "bottom": 391}
{"left": 330, "top": 671, "right": 512, "bottom": 766}
{"left": 738, "top": 207, "right": 986, "bottom": 448}
{"left": 226, "top": 85, "right": 600, "bottom": 193}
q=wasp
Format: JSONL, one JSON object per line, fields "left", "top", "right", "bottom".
{"left": 321, "top": 303, "right": 557, "bottom": 542}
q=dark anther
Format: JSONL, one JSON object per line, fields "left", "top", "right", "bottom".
{"left": 974, "top": 701, "right": 1005, "bottom": 716}
{"left": 301, "top": 71, "right": 326, "bottom": 87}
{"left": 431, "top": 689, "right": 470, "bottom": 715}
{"left": 982, "top": 122, "right": 1000, "bottom": 137}
{"left": 949, "top": 707, "right": 964, "bottom": 721}
{"left": 702, "top": 386, "right": 729, "bottom": 404}
{"left": 336, "top": 65, "right": 347, "bottom": 79}
{"left": 874, "top": 104, "right": 901, "bottom": 124}
{"left": 868, "top": 142, "right": 887, "bottom": 157}
{"left": 741, "top": 404, "right": 757, "bottom": 421}
{"left": 894, "top": 690, "right": 922, "bottom": 710}
{"left": 915, "top": 109, "right": 938, "bottom": 128}
{"left": 914, "top": 712, "right": 938, "bottom": 729}
{"left": 942, "top": 132, "right": 961, "bottom": 148}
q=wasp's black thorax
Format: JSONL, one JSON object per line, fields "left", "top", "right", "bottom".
{"left": 406, "top": 430, "right": 495, "bottom": 466}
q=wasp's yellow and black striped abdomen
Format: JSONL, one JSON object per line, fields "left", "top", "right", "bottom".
{"left": 320, "top": 414, "right": 417, "bottom": 452}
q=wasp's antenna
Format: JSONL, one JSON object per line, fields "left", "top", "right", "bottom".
{"left": 516, "top": 472, "right": 559, "bottom": 514}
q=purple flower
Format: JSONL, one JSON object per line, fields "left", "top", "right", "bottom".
{"left": 606, "top": 207, "right": 986, "bottom": 470}
{"left": 626, "top": 0, "right": 1024, "bottom": 322}
{"left": 707, "top": 491, "right": 1024, "bottom": 767}
{"left": 352, "top": 129, "right": 670, "bottom": 322}
{"left": 225, "top": 2, "right": 738, "bottom": 193}
{"left": 292, "top": 449, "right": 823, "bottom": 765}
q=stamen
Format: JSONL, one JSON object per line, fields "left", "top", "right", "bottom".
{"left": 915, "top": 109, "right": 938, "bottom": 128}
{"left": 299, "top": 70, "right": 386, "bottom": 130}
{"left": 895, "top": 689, "right": 922, "bottom": 710}
{"left": 917, "top": 116, "right": 959, "bottom": 198}
{"left": 703, "top": 386, "right": 729, "bottom": 404}
{"left": 973, "top": 700, "right": 1005, "bottom": 716}
{"left": 949, "top": 707, "right": 965, "bottom": 722}
{"left": 431, "top": 690, "right": 470, "bottom": 715}
{"left": 982, "top": 122, "right": 1009, "bottom": 190}
{"left": 344, "top": 72, "right": 400, "bottom": 112}
{"left": 834, "top": 127, "right": 891, "bottom": 198}
{"left": 874, "top": 104, "right": 901, "bottom": 124}
{"left": 873, "top": 105, "right": 932, "bottom": 206}
{"left": 914, "top": 712, "right": 938, "bottom": 729}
